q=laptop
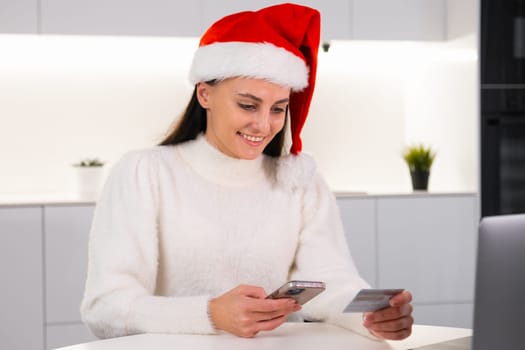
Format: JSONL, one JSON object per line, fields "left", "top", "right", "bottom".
{"left": 414, "top": 213, "right": 525, "bottom": 350}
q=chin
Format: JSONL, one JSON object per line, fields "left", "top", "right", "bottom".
{"left": 234, "top": 141, "right": 267, "bottom": 160}
{"left": 237, "top": 147, "right": 265, "bottom": 160}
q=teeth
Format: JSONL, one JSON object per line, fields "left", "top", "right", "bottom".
{"left": 240, "top": 133, "right": 264, "bottom": 142}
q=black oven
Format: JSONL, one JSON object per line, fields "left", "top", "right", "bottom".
{"left": 481, "top": 0, "right": 525, "bottom": 217}
{"left": 481, "top": 91, "right": 525, "bottom": 216}
{"left": 481, "top": 0, "right": 525, "bottom": 86}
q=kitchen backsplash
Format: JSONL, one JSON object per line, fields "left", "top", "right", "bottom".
{"left": 0, "top": 34, "right": 477, "bottom": 194}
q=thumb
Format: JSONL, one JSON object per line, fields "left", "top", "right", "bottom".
{"left": 236, "top": 285, "right": 267, "bottom": 299}
{"left": 390, "top": 290, "right": 412, "bottom": 307}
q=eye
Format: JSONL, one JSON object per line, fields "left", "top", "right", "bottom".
{"left": 271, "top": 105, "right": 287, "bottom": 114}
{"left": 238, "top": 103, "right": 256, "bottom": 111}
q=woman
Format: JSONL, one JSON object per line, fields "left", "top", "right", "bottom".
{"left": 81, "top": 3, "right": 413, "bottom": 340}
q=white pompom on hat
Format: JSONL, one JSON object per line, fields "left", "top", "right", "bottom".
{"left": 188, "top": 3, "right": 321, "bottom": 155}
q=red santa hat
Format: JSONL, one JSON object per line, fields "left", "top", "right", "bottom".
{"left": 189, "top": 3, "right": 320, "bottom": 155}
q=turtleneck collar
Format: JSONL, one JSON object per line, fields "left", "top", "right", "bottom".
{"left": 177, "top": 134, "right": 271, "bottom": 187}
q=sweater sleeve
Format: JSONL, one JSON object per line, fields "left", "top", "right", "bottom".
{"left": 80, "top": 150, "right": 216, "bottom": 338}
{"left": 288, "top": 170, "right": 376, "bottom": 339}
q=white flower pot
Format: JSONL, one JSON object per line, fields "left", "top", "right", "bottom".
{"left": 74, "top": 167, "right": 104, "bottom": 200}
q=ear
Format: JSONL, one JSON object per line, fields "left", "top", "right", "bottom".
{"left": 196, "top": 82, "right": 211, "bottom": 109}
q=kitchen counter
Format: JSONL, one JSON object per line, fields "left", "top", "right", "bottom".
{"left": 0, "top": 191, "right": 478, "bottom": 207}
{"left": 334, "top": 190, "right": 477, "bottom": 198}
{"left": 0, "top": 193, "right": 96, "bottom": 207}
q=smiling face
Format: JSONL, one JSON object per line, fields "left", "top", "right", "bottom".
{"left": 196, "top": 77, "right": 290, "bottom": 160}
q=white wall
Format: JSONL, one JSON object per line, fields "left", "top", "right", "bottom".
{"left": 0, "top": 35, "right": 195, "bottom": 193}
{"left": 0, "top": 34, "right": 477, "bottom": 194}
{"left": 305, "top": 39, "right": 478, "bottom": 193}
{"left": 305, "top": 41, "right": 407, "bottom": 193}
{"left": 403, "top": 36, "right": 479, "bottom": 193}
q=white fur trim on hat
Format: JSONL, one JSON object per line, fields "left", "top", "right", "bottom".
{"left": 189, "top": 42, "right": 309, "bottom": 91}
{"left": 275, "top": 152, "right": 316, "bottom": 191}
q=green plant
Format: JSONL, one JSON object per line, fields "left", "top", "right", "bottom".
{"left": 402, "top": 144, "right": 436, "bottom": 172}
{"left": 73, "top": 158, "right": 105, "bottom": 167}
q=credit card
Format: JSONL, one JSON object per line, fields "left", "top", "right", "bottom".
{"left": 343, "top": 288, "right": 404, "bottom": 313}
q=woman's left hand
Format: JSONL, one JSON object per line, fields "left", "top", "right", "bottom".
{"left": 362, "top": 290, "right": 414, "bottom": 340}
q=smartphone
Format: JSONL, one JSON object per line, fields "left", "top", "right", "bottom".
{"left": 343, "top": 288, "right": 404, "bottom": 313}
{"left": 266, "top": 280, "right": 326, "bottom": 305}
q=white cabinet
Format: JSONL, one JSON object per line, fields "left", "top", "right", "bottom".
{"left": 200, "top": 0, "right": 352, "bottom": 42}
{"left": 40, "top": 0, "right": 202, "bottom": 36}
{"left": 351, "top": 0, "right": 446, "bottom": 40}
{"left": 337, "top": 197, "right": 377, "bottom": 286}
{"left": 337, "top": 193, "right": 478, "bottom": 328}
{"left": 376, "top": 195, "right": 478, "bottom": 327}
{"left": 0, "top": 206, "right": 44, "bottom": 350}
{"left": 202, "top": 0, "right": 446, "bottom": 41}
{"left": 46, "top": 324, "right": 96, "bottom": 350}
{"left": 0, "top": 0, "right": 38, "bottom": 33}
{"left": 1, "top": 0, "right": 445, "bottom": 41}
{"left": 376, "top": 195, "right": 477, "bottom": 302}
{"left": 44, "top": 205, "right": 97, "bottom": 349}
{"left": 0, "top": 194, "right": 476, "bottom": 350}
{"left": 200, "top": 0, "right": 277, "bottom": 33}
{"left": 0, "top": 204, "right": 97, "bottom": 350}
{"left": 413, "top": 303, "right": 474, "bottom": 328}
{"left": 293, "top": 1, "right": 352, "bottom": 41}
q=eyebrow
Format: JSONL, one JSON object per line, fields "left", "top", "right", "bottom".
{"left": 236, "top": 92, "right": 289, "bottom": 104}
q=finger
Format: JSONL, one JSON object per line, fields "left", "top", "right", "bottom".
{"left": 390, "top": 290, "right": 412, "bottom": 307}
{"left": 235, "top": 326, "right": 260, "bottom": 339}
{"left": 365, "top": 303, "right": 413, "bottom": 323}
{"left": 366, "top": 315, "right": 414, "bottom": 333}
{"left": 237, "top": 285, "right": 267, "bottom": 299}
{"left": 251, "top": 303, "right": 301, "bottom": 324}
{"left": 399, "top": 303, "right": 413, "bottom": 317}
{"left": 238, "top": 304, "right": 297, "bottom": 336}
{"left": 255, "top": 314, "right": 289, "bottom": 332}
{"left": 250, "top": 308, "right": 287, "bottom": 323}
{"left": 236, "top": 312, "right": 289, "bottom": 337}
{"left": 251, "top": 297, "right": 299, "bottom": 314}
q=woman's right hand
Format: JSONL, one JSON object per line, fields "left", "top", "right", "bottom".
{"left": 208, "top": 284, "right": 301, "bottom": 338}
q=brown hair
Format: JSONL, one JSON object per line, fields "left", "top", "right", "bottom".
{"left": 158, "top": 85, "right": 288, "bottom": 158}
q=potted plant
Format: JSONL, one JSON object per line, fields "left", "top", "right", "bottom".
{"left": 74, "top": 158, "right": 105, "bottom": 167}
{"left": 73, "top": 158, "right": 105, "bottom": 199}
{"left": 402, "top": 144, "right": 436, "bottom": 191}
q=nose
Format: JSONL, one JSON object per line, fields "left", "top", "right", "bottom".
{"left": 252, "top": 110, "right": 271, "bottom": 133}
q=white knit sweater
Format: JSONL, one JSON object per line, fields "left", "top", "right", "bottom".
{"left": 80, "top": 135, "right": 371, "bottom": 339}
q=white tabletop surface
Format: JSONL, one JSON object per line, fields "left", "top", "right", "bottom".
{"left": 55, "top": 323, "right": 472, "bottom": 350}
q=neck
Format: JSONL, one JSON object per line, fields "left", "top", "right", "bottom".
{"left": 177, "top": 134, "right": 271, "bottom": 187}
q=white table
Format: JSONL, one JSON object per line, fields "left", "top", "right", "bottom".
{"left": 55, "top": 323, "right": 472, "bottom": 350}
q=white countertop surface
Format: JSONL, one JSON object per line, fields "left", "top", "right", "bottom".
{"left": 334, "top": 190, "right": 477, "bottom": 198}
{"left": 55, "top": 323, "right": 472, "bottom": 350}
{"left": 0, "top": 191, "right": 477, "bottom": 207}
{"left": 0, "top": 193, "right": 96, "bottom": 207}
